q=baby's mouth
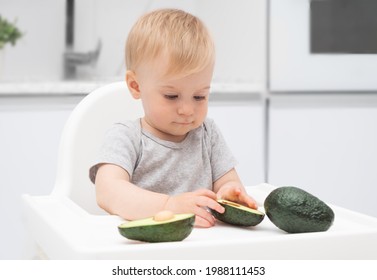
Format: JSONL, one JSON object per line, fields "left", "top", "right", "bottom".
{"left": 174, "top": 120, "right": 194, "bottom": 125}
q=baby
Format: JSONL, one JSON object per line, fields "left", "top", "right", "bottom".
{"left": 89, "top": 9, "right": 257, "bottom": 227}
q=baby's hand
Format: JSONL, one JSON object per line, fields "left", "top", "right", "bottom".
{"left": 164, "top": 189, "right": 224, "bottom": 228}
{"left": 216, "top": 182, "right": 258, "bottom": 210}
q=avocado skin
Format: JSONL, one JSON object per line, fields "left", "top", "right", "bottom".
{"left": 264, "top": 186, "right": 335, "bottom": 233}
{"left": 118, "top": 215, "right": 195, "bottom": 242}
{"left": 211, "top": 201, "right": 265, "bottom": 227}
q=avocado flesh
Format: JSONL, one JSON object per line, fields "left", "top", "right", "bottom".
{"left": 264, "top": 186, "right": 335, "bottom": 233}
{"left": 118, "top": 213, "right": 195, "bottom": 243}
{"left": 212, "top": 199, "right": 265, "bottom": 227}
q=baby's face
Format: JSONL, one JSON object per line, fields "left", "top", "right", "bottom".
{"left": 135, "top": 56, "right": 214, "bottom": 142}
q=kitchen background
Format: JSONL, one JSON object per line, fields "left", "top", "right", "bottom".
{"left": 1, "top": 0, "right": 377, "bottom": 259}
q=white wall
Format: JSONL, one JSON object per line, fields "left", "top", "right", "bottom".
{"left": 1, "top": 0, "right": 266, "bottom": 85}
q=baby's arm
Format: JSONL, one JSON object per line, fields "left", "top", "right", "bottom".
{"left": 95, "top": 164, "right": 168, "bottom": 219}
{"left": 213, "top": 168, "right": 258, "bottom": 209}
{"left": 95, "top": 163, "right": 224, "bottom": 227}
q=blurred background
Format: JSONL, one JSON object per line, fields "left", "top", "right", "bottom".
{"left": 1, "top": 0, "right": 377, "bottom": 259}
{"left": 0, "top": 0, "right": 265, "bottom": 83}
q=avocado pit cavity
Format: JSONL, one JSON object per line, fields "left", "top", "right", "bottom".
{"left": 153, "top": 210, "right": 174, "bottom": 222}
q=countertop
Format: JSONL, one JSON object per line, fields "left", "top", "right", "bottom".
{"left": 0, "top": 80, "right": 265, "bottom": 97}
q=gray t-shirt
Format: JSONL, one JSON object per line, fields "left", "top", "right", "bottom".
{"left": 89, "top": 118, "right": 237, "bottom": 195}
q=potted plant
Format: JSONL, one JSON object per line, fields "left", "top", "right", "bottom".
{"left": 0, "top": 15, "right": 23, "bottom": 49}
{"left": 0, "top": 16, "right": 22, "bottom": 77}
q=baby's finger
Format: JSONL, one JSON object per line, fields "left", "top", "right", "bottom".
{"left": 197, "top": 196, "right": 224, "bottom": 213}
{"left": 194, "top": 207, "right": 216, "bottom": 227}
{"left": 239, "top": 192, "right": 258, "bottom": 209}
{"left": 217, "top": 186, "right": 241, "bottom": 201}
{"left": 194, "top": 215, "right": 214, "bottom": 228}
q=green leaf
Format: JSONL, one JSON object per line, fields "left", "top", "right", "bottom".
{"left": 0, "top": 15, "right": 23, "bottom": 49}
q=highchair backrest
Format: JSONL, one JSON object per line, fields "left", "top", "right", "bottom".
{"left": 52, "top": 82, "right": 143, "bottom": 214}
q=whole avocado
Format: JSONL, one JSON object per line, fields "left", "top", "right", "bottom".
{"left": 264, "top": 186, "right": 335, "bottom": 233}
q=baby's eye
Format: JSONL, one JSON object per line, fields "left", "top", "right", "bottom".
{"left": 194, "top": 95, "right": 206, "bottom": 101}
{"left": 164, "top": 94, "right": 178, "bottom": 100}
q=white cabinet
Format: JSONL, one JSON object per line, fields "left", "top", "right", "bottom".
{"left": 208, "top": 96, "right": 265, "bottom": 186}
{"left": 0, "top": 96, "right": 82, "bottom": 259}
{"left": 268, "top": 94, "right": 377, "bottom": 217}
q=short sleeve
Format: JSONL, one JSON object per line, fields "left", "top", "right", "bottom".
{"left": 204, "top": 119, "right": 238, "bottom": 182}
{"left": 89, "top": 121, "right": 141, "bottom": 183}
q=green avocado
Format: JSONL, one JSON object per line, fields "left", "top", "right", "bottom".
{"left": 211, "top": 199, "right": 265, "bottom": 227}
{"left": 118, "top": 213, "right": 195, "bottom": 242}
{"left": 264, "top": 186, "right": 335, "bottom": 233}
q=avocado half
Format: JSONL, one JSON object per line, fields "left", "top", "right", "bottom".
{"left": 118, "top": 213, "right": 195, "bottom": 243}
{"left": 264, "top": 186, "right": 335, "bottom": 233}
{"left": 211, "top": 199, "right": 265, "bottom": 227}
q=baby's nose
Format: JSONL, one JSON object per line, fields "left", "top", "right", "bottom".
{"left": 177, "top": 103, "right": 194, "bottom": 116}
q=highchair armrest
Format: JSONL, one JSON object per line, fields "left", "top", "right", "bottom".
{"left": 22, "top": 194, "right": 123, "bottom": 259}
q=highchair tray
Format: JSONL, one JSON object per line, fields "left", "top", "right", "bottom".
{"left": 23, "top": 183, "right": 377, "bottom": 259}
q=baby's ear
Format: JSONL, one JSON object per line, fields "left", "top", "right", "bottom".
{"left": 125, "top": 70, "right": 141, "bottom": 99}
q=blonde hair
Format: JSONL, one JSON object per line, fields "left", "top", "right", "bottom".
{"left": 125, "top": 9, "right": 215, "bottom": 77}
